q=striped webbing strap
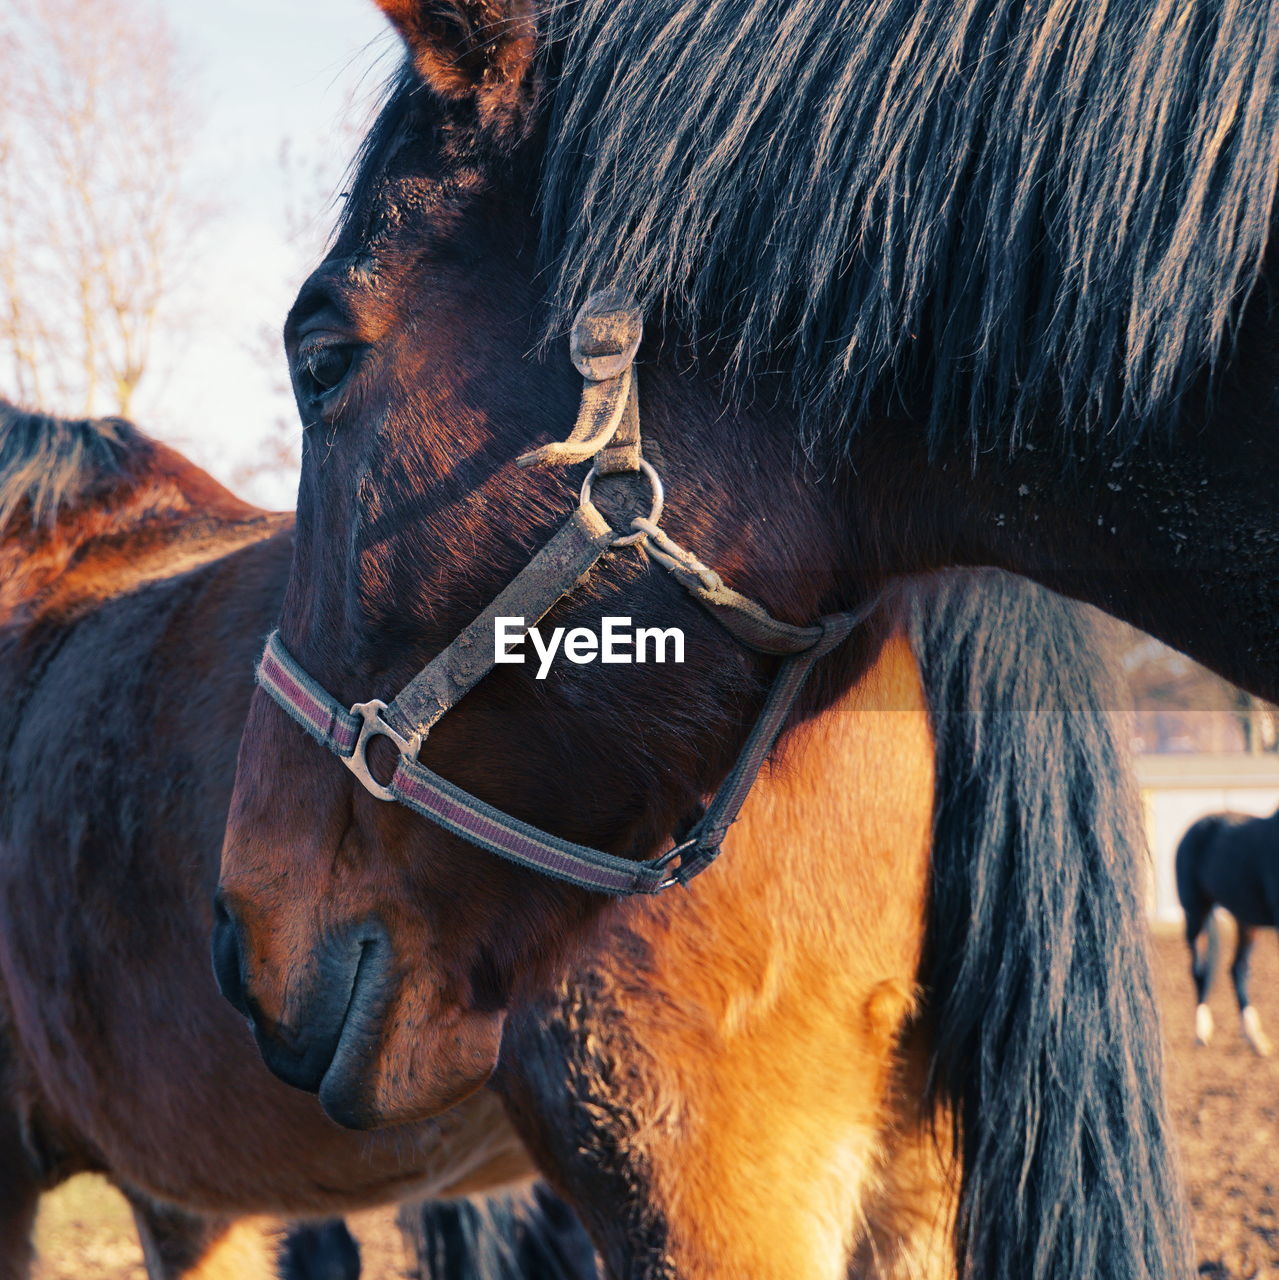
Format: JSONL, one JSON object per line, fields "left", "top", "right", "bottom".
{"left": 256, "top": 606, "right": 866, "bottom": 897}
{"left": 253, "top": 289, "right": 874, "bottom": 896}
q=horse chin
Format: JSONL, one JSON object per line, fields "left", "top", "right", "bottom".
{"left": 316, "top": 1004, "right": 507, "bottom": 1130}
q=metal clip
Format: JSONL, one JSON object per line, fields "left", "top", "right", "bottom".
{"left": 343, "top": 699, "right": 422, "bottom": 802}
{"left": 580, "top": 457, "right": 664, "bottom": 547}
{"left": 649, "top": 833, "right": 702, "bottom": 890}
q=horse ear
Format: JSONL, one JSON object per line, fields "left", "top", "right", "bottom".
{"left": 373, "top": 0, "right": 536, "bottom": 130}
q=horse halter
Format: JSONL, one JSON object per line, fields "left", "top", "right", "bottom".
{"left": 257, "top": 291, "right": 876, "bottom": 896}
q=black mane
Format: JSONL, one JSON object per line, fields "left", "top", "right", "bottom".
{"left": 0, "top": 399, "right": 145, "bottom": 530}
{"left": 349, "top": 0, "right": 1279, "bottom": 450}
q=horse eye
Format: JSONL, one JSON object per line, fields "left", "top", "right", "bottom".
{"left": 299, "top": 345, "right": 355, "bottom": 397}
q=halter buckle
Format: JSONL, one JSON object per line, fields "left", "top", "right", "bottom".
{"left": 649, "top": 832, "right": 703, "bottom": 889}
{"left": 344, "top": 699, "right": 422, "bottom": 802}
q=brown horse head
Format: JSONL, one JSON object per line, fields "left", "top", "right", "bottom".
{"left": 214, "top": 0, "right": 879, "bottom": 1128}
{"left": 217, "top": 0, "right": 1279, "bottom": 1129}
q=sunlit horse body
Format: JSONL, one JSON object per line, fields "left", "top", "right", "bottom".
{"left": 207, "top": 0, "right": 1279, "bottom": 1273}
{"left": 0, "top": 400, "right": 996, "bottom": 1278}
{"left": 0, "top": 402, "right": 590, "bottom": 1279}
{"left": 1176, "top": 808, "right": 1279, "bottom": 1056}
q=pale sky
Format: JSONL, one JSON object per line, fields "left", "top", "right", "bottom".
{"left": 139, "top": 1, "right": 394, "bottom": 509}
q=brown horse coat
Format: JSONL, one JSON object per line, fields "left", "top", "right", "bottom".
{"left": 497, "top": 635, "right": 954, "bottom": 1277}
{"left": 0, "top": 419, "right": 531, "bottom": 1278}
{"left": 1, "top": 408, "right": 953, "bottom": 1277}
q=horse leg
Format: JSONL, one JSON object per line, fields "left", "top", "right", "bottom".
{"left": 126, "top": 1193, "right": 314, "bottom": 1280}
{"left": 397, "top": 1185, "right": 599, "bottom": 1279}
{"left": 1185, "top": 905, "right": 1219, "bottom": 1045}
{"left": 1230, "top": 924, "right": 1273, "bottom": 1056}
{"left": 506, "top": 926, "right": 927, "bottom": 1279}
{"left": 278, "top": 1220, "right": 362, "bottom": 1280}
{"left": 0, "top": 1104, "right": 42, "bottom": 1280}
{"left": 1177, "top": 820, "right": 1220, "bottom": 1045}
{"left": 849, "top": 1022, "right": 956, "bottom": 1280}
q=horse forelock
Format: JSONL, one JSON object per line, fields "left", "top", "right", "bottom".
{"left": 333, "top": 65, "right": 499, "bottom": 266}
{"left": 0, "top": 399, "right": 148, "bottom": 533}
{"left": 342, "top": 0, "right": 1279, "bottom": 451}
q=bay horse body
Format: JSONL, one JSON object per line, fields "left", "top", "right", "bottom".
{"left": 0, "top": 403, "right": 558, "bottom": 1279}
{"left": 206, "top": 0, "right": 1279, "bottom": 1274}
{"left": 0, "top": 401, "right": 986, "bottom": 1278}
{"left": 1176, "top": 809, "right": 1279, "bottom": 1056}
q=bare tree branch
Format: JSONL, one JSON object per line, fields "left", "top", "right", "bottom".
{"left": 232, "top": 104, "right": 371, "bottom": 497}
{"left": 0, "top": 0, "right": 210, "bottom": 417}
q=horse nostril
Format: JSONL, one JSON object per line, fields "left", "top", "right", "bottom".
{"left": 207, "top": 907, "right": 393, "bottom": 1100}
{"left": 210, "top": 891, "right": 252, "bottom": 1018}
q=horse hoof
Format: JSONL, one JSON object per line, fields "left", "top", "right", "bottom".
{"left": 1195, "top": 1004, "right": 1214, "bottom": 1045}
{"left": 1242, "top": 1007, "right": 1273, "bottom": 1057}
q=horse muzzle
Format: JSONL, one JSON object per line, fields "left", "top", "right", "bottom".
{"left": 211, "top": 891, "right": 503, "bottom": 1128}
{"left": 211, "top": 894, "right": 394, "bottom": 1117}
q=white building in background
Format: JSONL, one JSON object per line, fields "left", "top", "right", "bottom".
{"left": 1134, "top": 754, "right": 1279, "bottom": 922}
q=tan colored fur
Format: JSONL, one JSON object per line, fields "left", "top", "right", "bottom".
{"left": 130, "top": 1204, "right": 282, "bottom": 1280}
{"left": 603, "top": 632, "right": 955, "bottom": 1277}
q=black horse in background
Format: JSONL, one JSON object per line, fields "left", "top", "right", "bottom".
{"left": 1176, "top": 809, "right": 1279, "bottom": 1056}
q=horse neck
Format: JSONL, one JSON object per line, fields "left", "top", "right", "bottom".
{"left": 0, "top": 442, "right": 285, "bottom": 626}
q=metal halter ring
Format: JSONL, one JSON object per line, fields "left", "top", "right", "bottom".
{"left": 579, "top": 458, "right": 665, "bottom": 547}
{"left": 343, "top": 699, "right": 423, "bottom": 802}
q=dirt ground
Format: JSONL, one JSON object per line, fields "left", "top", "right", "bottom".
{"left": 31, "top": 1188, "right": 410, "bottom": 1280}
{"left": 1149, "top": 920, "right": 1279, "bottom": 1279}
{"left": 30, "top": 922, "right": 1279, "bottom": 1278}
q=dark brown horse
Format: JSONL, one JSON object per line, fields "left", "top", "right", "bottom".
{"left": 1176, "top": 808, "right": 1279, "bottom": 1056}
{"left": 214, "top": 3, "right": 1202, "bottom": 1276}
{"left": 0, "top": 401, "right": 581, "bottom": 1279}
{"left": 0, "top": 398, "right": 970, "bottom": 1277}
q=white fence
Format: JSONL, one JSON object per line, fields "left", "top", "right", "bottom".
{"left": 1133, "top": 754, "right": 1279, "bottom": 921}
